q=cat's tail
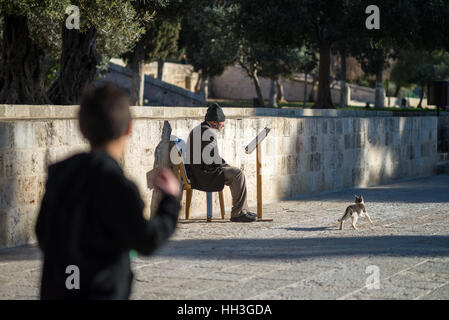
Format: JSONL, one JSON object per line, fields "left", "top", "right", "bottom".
{"left": 337, "top": 207, "right": 351, "bottom": 222}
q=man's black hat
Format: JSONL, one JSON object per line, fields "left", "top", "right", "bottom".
{"left": 205, "top": 103, "right": 226, "bottom": 122}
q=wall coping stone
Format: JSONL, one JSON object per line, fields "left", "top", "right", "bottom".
{"left": 0, "top": 104, "right": 447, "bottom": 120}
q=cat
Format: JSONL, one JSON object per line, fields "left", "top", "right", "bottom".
{"left": 338, "top": 195, "right": 374, "bottom": 230}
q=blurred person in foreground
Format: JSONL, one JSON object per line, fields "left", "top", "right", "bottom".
{"left": 35, "top": 83, "right": 180, "bottom": 300}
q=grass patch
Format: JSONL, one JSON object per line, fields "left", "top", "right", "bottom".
{"left": 206, "top": 99, "right": 440, "bottom": 112}
{"left": 341, "top": 106, "right": 438, "bottom": 112}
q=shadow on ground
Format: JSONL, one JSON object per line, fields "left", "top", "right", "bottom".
{"left": 156, "top": 235, "right": 449, "bottom": 260}
{"left": 0, "top": 245, "right": 41, "bottom": 262}
{"left": 285, "top": 175, "right": 449, "bottom": 204}
{"left": 282, "top": 227, "right": 332, "bottom": 232}
{"left": 2, "top": 236, "right": 448, "bottom": 263}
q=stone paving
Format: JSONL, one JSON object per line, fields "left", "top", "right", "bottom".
{"left": 1, "top": 175, "right": 449, "bottom": 300}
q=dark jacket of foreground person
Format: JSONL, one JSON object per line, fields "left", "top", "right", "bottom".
{"left": 185, "top": 121, "right": 226, "bottom": 192}
{"left": 35, "top": 150, "right": 180, "bottom": 300}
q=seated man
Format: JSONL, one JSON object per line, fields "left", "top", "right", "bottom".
{"left": 185, "top": 103, "right": 256, "bottom": 222}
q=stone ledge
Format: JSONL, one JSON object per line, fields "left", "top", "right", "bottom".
{"left": 1, "top": 104, "right": 447, "bottom": 120}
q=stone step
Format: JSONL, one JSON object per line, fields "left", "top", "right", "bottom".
{"left": 436, "top": 161, "right": 449, "bottom": 175}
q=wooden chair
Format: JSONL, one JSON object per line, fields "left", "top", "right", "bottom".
{"left": 174, "top": 139, "right": 225, "bottom": 222}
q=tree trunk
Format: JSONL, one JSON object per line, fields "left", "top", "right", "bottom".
{"left": 394, "top": 85, "right": 401, "bottom": 97}
{"left": 194, "top": 71, "right": 203, "bottom": 94}
{"left": 207, "top": 76, "right": 214, "bottom": 98}
{"left": 269, "top": 78, "right": 278, "bottom": 108}
{"left": 385, "top": 79, "right": 390, "bottom": 107}
{"left": 200, "top": 77, "right": 208, "bottom": 100}
{"left": 276, "top": 78, "right": 285, "bottom": 103}
{"left": 252, "top": 70, "right": 264, "bottom": 107}
{"left": 157, "top": 59, "right": 164, "bottom": 80}
{"left": 418, "top": 84, "right": 424, "bottom": 108}
{"left": 303, "top": 73, "right": 308, "bottom": 107}
{"left": 0, "top": 14, "right": 49, "bottom": 104}
{"left": 309, "top": 73, "right": 318, "bottom": 102}
{"left": 316, "top": 43, "right": 334, "bottom": 108}
{"left": 48, "top": 25, "right": 99, "bottom": 105}
{"left": 128, "top": 38, "right": 146, "bottom": 106}
{"left": 374, "top": 67, "right": 384, "bottom": 108}
{"left": 339, "top": 48, "right": 347, "bottom": 108}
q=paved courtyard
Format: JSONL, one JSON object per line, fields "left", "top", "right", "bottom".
{"left": 1, "top": 175, "right": 449, "bottom": 300}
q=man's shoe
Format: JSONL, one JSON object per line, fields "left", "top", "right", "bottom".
{"left": 245, "top": 211, "right": 257, "bottom": 218}
{"left": 230, "top": 212, "right": 257, "bottom": 222}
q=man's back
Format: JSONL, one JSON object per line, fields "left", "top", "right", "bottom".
{"left": 185, "top": 121, "right": 226, "bottom": 192}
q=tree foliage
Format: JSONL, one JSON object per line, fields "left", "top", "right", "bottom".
{"left": 180, "top": 3, "right": 240, "bottom": 81}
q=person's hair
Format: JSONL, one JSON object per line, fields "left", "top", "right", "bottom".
{"left": 79, "top": 83, "right": 131, "bottom": 147}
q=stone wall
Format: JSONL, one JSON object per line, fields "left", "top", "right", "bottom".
{"left": 0, "top": 105, "right": 440, "bottom": 248}
{"left": 210, "top": 66, "right": 435, "bottom": 109}
{"left": 98, "top": 61, "right": 204, "bottom": 106}
{"left": 211, "top": 66, "right": 321, "bottom": 102}
{"left": 438, "top": 115, "right": 449, "bottom": 153}
{"left": 110, "top": 58, "right": 200, "bottom": 92}
{"left": 144, "top": 61, "right": 199, "bottom": 92}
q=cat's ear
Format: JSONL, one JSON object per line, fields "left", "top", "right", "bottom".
{"left": 360, "top": 195, "right": 364, "bottom": 201}
{"left": 354, "top": 194, "right": 358, "bottom": 198}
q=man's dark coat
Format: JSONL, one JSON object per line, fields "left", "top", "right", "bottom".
{"left": 35, "top": 150, "right": 180, "bottom": 300}
{"left": 185, "top": 121, "right": 226, "bottom": 192}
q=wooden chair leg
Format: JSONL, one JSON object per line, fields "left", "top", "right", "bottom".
{"left": 185, "top": 189, "right": 192, "bottom": 220}
{"left": 179, "top": 188, "right": 184, "bottom": 220}
{"left": 218, "top": 191, "right": 225, "bottom": 220}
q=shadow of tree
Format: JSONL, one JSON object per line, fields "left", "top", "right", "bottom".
{"left": 282, "top": 227, "right": 332, "bottom": 232}
{"left": 286, "top": 174, "right": 449, "bottom": 204}
{"left": 156, "top": 235, "right": 449, "bottom": 260}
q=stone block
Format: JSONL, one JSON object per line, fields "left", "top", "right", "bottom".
{"left": 344, "top": 134, "right": 353, "bottom": 149}
{"left": 13, "top": 122, "right": 35, "bottom": 149}
{"left": 335, "top": 119, "right": 343, "bottom": 134}
{"left": 0, "top": 122, "right": 13, "bottom": 150}
{"left": 352, "top": 167, "right": 364, "bottom": 186}
{"left": 308, "top": 152, "right": 321, "bottom": 172}
{"left": 310, "top": 136, "right": 317, "bottom": 153}
{"left": 0, "top": 206, "right": 37, "bottom": 249}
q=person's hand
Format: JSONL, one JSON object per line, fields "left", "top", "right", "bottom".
{"left": 152, "top": 169, "right": 181, "bottom": 198}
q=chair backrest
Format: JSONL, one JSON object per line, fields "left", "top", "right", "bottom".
{"left": 173, "top": 138, "right": 191, "bottom": 187}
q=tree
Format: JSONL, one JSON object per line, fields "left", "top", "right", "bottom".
{"left": 391, "top": 47, "right": 449, "bottom": 107}
{"left": 332, "top": 40, "right": 352, "bottom": 108}
{"left": 352, "top": 39, "right": 397, "bottom": 107}
{"left": 124, "top": 16, "right": 181, "bottom": 105}
{"left": 258, "top": 46, "right": 317, "bottom": 107}
{"left": 390, "top": 57, "right": 413, "bottom": 98}
{"left": 180, "top": 3, "right": 240, "bottom": 96}
{"left": 236, "top": 0, "right": 364, "bottom": 109}
{"left": 151, "top": 18, "right": 182, "bottom": 80}
{"left": 236, "top": 41, "right": 267, "bottom": 107}
{"left": 0, "top": 0, "right": 66, "bottom": 104}
{"left": 48, "top": 0, "right": 142, "bottom": 105}
{"left": 414, "top": 1, "right": 449, "bottom": 52}
{"left": 123, "top": 0, "right": 184, "bottom": 106}
{"left": 348, "top": 1, "right": 420, "bottom": 107}
{"left": 236, "top": 1, "right": 429, "bottom": 109}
